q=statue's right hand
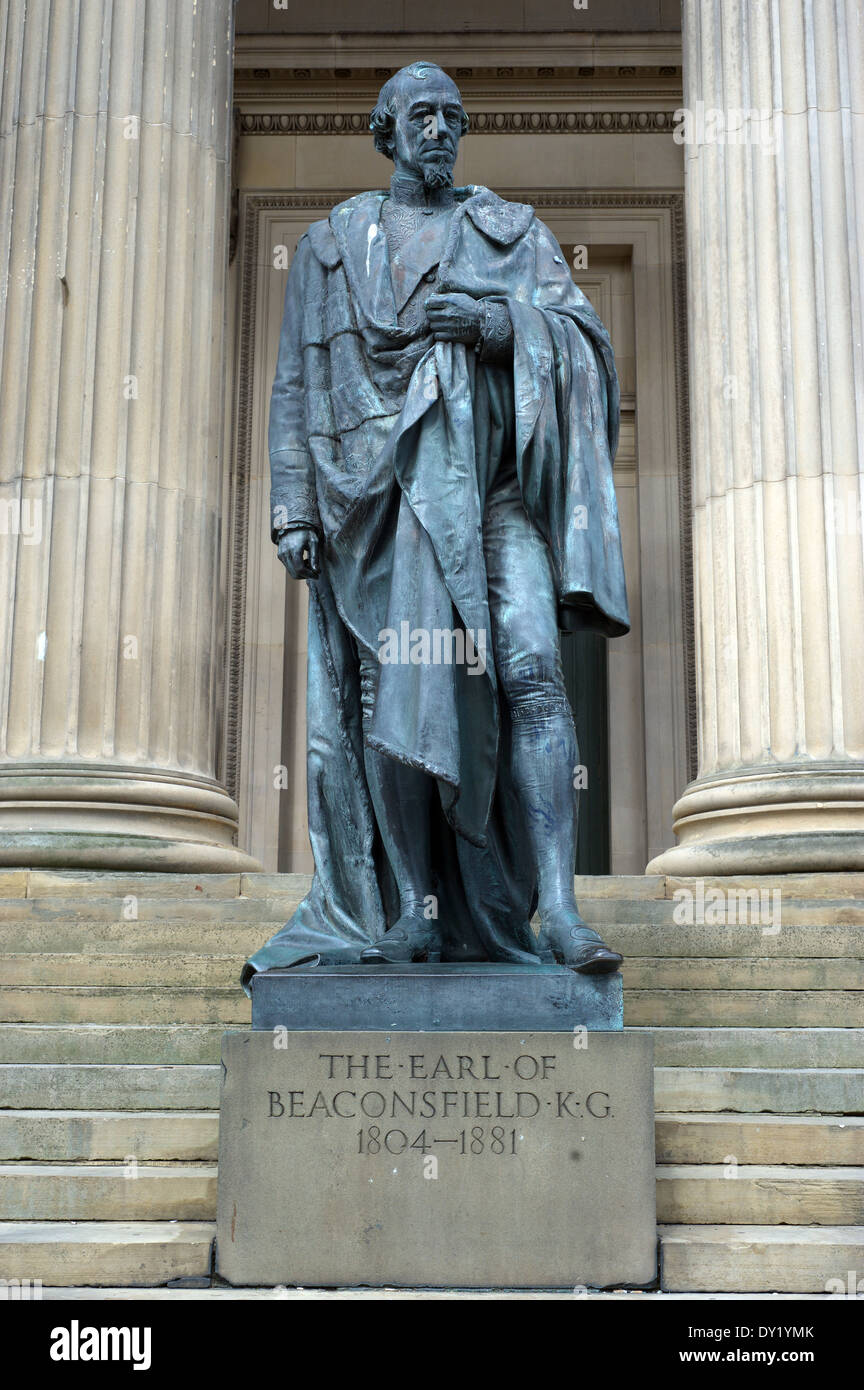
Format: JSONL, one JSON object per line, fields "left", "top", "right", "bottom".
{"left": 277, "top": 527, "right": 320, "bottom": 580}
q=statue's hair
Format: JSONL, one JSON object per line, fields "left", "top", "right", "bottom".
{"left": 369, "top": 62, "right": 469, "bottom": 160}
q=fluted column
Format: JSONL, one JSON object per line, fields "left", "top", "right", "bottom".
{"left": 650, "top": 0, "right": 864, "bottom": 874}
{"left": 0, "top": 0, "right": 258, "bottom": 869}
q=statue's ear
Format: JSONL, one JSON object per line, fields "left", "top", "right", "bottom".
{"left": 308, "top": 219, "right": 342, "bottom": 270}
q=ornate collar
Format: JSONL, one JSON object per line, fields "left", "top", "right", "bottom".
{"left": 388, "top": 171, "right": 456, "bottom": 211}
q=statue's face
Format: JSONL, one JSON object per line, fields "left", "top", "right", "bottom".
{"left": 389, "top": 72, "right": 465, "bottom": 187}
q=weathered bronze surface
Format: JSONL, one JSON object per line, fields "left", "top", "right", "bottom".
{"left": 250, "top": 963, "right": 623, "bottom": 1032}
{"left": 242, "top": 63, "right": 629, "bottom": 993}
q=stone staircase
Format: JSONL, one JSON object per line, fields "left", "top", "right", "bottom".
{"left": 0, "top": 870, "right": 861, "bottom": 1293}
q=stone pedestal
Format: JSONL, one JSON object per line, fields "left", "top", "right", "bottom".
{"left": 250, "top": 962, "right": 623, "bottom": 1031}
{"left": 216, "top": 967, "right": 655, "bottom": 1289}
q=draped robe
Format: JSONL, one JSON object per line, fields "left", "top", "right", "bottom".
{"left": 242, "top": 186, "right": 629, "bottom": 993}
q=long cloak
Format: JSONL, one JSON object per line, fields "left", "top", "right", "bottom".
{"left": 242, "top": 187, "right": 629, "bottom": 993}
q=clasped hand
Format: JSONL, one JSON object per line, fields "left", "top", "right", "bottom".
{"left": 278, "top": 294, "right": 483, "bottom": 582}
{"left": 425, "top": 292, "right": 482, "bottom": 344}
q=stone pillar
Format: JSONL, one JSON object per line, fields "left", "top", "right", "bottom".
{"left": 649, "top": 0, "right": 864, "bottom": 874}
{"left": 0, "top": 0, "right": 258, "bottom": 870}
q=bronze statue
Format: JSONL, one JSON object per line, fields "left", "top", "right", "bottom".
{"left": 242, "top": 62, "right": 629, "bottom": 994}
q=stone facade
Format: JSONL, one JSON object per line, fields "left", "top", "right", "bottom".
{"left": 0, "top": 0, "right": 862, "bottom": 1297}
{"left": 0, "top": 5, "right": 858, "bottom": 885}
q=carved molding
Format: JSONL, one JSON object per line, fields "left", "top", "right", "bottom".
{"left": 223, "top": 201, "right": 262, "bottom": 803}
{"left": 669, "top": 195, "right": 697, "bottom": 782}
{"left": 233, "top": 33, "right": 683, "bottom": 70}
{"left": 235, "top": 110, "right": 680, "bottom": 137}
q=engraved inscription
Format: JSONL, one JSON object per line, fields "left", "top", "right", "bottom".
{"left": 264, "top": 1050, "right": 615, "bottom": 1156}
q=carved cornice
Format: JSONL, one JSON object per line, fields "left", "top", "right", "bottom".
{"left": 235, "top": 110, "right": 679, "bottom": 137}
{"left": 233, "top": 33, "right": 683, "bottom": 71}
{"left": 237, "top": 190, "right": 682, "bottom": 210}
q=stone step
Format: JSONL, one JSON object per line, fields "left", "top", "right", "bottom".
{"left": 640, "top": 1027, "right": 863, "bottom": 1069}
{"left": 3, "top": 985, "right": 861, "bottom": 1028}
{"left": 0, "top": 1064, "right": 221, "bottom": 1110}
{"left": 22, "top": 872, "right": 306, "bottom": 899}
{"left": 26, "top": 1286, "right": 836, "bottom": 1300}
{"left": 3, "top": 1106, "right": 859, "bottom": 1169}
{"left": 4, "top": 911, "right": 864, "bottom": 958}
{"left": 624, "top": 958, "right": 863, "bottom": 990}
{"left": 0, "top": 896, "right": 299, "bottom": 925}
{"left": 659, "top": 1223, "right": 864, "bottom": 1293}
{"left": 655, "top": 1067, "right": 864, "bottom": 1114}
{"left": 0, "top": 1164, "right": 217, "bottom": 1221}
{"left": 20, "top": 1287, "right": 820, "bottom": 1299}
{"left": 4, "top": 1060, "right": 860, "bottom": 1115}
{"left": 609, "top": 923, "right": 864, "bottom": 957}
{"left": 656, "top": 1165, "right": 864, "bottom": 1225}
{"left": 0, "top": 1220, "right": 214, "bottom": 1287}
{"left": 4, "top": 1104, "right": 859, "bottom": 1166}
{"left": 0, "top": 923, "right": 271, "bottom": 956}
{"left": 4, "top": 952, "right": 860, "bottom": 991}
{"left": 626, "top": 990, "right": 864, "bottom": 1027}
{"left": 663, "top": 874, "right": 864, "bottom": 901}
{"left": 656, "top": 1114, "right": 864, "bottom": 1165}
{"left": 15, "top": 868, "right": 864, "bottom": 898}
{"left": 614, "top": 902, "right": 864, "bottom": 929}
{"left": 0, "top": 1111, "right": 219, "bottom": 1162}
{"left": 4, "top": 1061, "right": 860, "bottom": 1116}
{"left": 1, "top": 1160, "right": 859, "bottom": 1226}
{"left": 0, "top": 1023, "right": 858, "bottom": 1069}
{"left": 6, "top": 870, "right": 659, "bottom": 901}
{"left": 1, "top": 954, "right": 243, "bottom": 987}
{"left": 5, "top": 922, "right": 864, "bottom": 967}
{"left": 0, "top": 988, "right": 250, "bottom": 1025}
{"left": 0, "top": 1024, "right": 229, "bottom": 1065}
{"left": 12, "top": 869, "right": 864, "bottom": 901}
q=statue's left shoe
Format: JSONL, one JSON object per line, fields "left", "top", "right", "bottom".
{"left": 360, "top": 914, "right": 442, "bottom": 964}
{"left": 536, "top": 909, "right": 623, "bottom": 974}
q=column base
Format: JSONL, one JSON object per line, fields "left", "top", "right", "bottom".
{"left": 647, "top": 765, "right": 864, "bottom": 876}
{"left": 0, "top": 765, "right": 261, "bottom": 872}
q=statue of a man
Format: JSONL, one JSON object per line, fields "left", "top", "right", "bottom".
{"left": 242, "top": 62, "right": 629, "bottom": 994}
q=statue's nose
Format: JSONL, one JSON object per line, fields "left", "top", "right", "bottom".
{"left": 435, "top": 109, "right": 448, "bottom": 139}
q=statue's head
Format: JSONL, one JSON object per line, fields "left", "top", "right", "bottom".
{"left": 370, "top": 62, "right": 468, "bottom": 188}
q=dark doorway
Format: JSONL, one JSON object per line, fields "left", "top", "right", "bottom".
{"left": 561, "top": 630, "right": 610, "bottom": 874}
